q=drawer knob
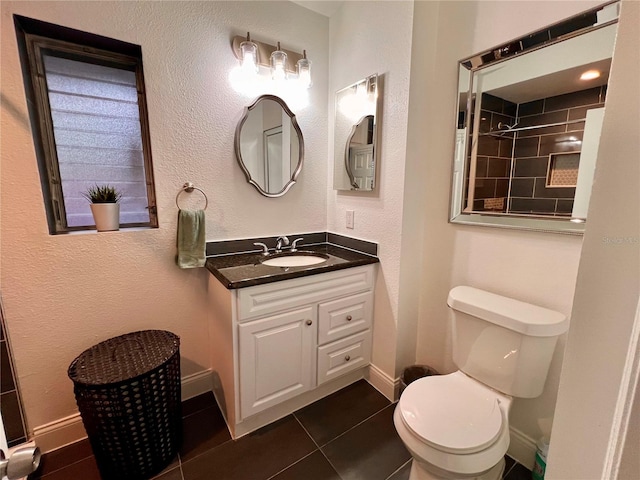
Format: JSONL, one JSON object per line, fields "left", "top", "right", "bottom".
{"left": 345, "top": 355, "right": 351, "bottom": 362}
{"left": 306, "top": 320, "right": 313, "bottom": 326}
{"left": 346, "top": 315, "right": 353, "bottom": 321}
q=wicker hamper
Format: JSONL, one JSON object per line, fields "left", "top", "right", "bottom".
{"left": 68, "top": 330, "right": 181, "bottom": 480}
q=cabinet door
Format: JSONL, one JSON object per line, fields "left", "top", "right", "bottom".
{"left": 239, "top": 307, "right": 316, "bottom": 418}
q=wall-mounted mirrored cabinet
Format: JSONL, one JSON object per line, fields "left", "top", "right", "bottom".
{"left": 235, "top": 95, "right": 304, "bottom": 197}
{"left": 450, "top": 2, "right": 619, "bottom": 234}
{"left": 333, "top": 74, "right": 379, "bottom": 191}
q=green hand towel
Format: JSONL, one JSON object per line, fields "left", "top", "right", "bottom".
{"left": 176, "top": 209, "right": 206, "bottom": 268}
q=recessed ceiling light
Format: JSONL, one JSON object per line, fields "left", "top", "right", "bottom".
{"left": 580, "top": 70, "right": 601, "bottom": 81}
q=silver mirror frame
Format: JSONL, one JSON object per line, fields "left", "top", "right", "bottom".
{"left": 449, "top": 2, "right": 619, "bottom": 235}
{"left": 234, "top": 94, "right": 304, "bottom": 198}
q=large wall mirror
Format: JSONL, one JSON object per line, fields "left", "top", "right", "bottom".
{"left": 450, "top": 2, "right": 619, "bottom": 234}
{"left": 333, "top": 74, "right": 379, "bottom": 191}
{"left": 235, "top": 95, "right": 304, "bottom": 197}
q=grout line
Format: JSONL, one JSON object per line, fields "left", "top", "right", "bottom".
{"left": 317, "top": 402, "right": 394, "bottom": 449}
{"left": 292, "top": 415, "right": 343, "bottom": 479}
{"left": 384, "top": 459, "right": 411, "bottom": 480}
{"left": 264, "top": 450, "right": 318, "bottom": 480}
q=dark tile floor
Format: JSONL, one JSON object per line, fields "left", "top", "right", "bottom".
{"left": 28, "top": 380, "right": 532, "bottom": 480}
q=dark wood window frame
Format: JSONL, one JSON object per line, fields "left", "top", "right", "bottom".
{"left": 14, "top": 15, "right": 158, "bottom": 234}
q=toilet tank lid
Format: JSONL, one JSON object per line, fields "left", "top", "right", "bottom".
{"left": 448, "top": 286, "right": 568, "bottom": 337}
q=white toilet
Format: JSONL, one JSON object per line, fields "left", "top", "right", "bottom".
{"left": 394, "top": 286, "right": 568, "bottom": 480}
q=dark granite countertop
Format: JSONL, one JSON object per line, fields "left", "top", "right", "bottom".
{"left": 206, "top": 244, "right": 379, "bottom": 289}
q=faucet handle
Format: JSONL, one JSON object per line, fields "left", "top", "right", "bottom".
{"left": 253, "top": 242, "right": 269, "bottom": 255}
{"left": 291, "top": 237, "right": 304, "bottom": 252}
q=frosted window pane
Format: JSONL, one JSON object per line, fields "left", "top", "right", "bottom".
{"left": 44, "top": 55, "right": 150, "bottom": 227}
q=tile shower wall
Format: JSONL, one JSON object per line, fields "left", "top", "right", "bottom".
{"left": 469, "top": 93, "right": 517, "bottom": 213}
{"left": 509, "top": 86, "right": 606, "bottom": 215}
{"left": 1, "top": 299, "right": 28, "bottom": 446}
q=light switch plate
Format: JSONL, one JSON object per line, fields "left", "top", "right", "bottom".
{"left": 346, "top": 210, "right": 355, "bottom": 229}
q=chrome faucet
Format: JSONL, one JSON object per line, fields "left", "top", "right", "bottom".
{"left": 275, "top": 236, "right": 289, "bottom": 252}
{"left": 290, "top": 238, "right": 304, "bottom": 252}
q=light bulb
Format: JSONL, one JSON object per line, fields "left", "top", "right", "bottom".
{"left": 297, "top": 50, "right": 312, "bottom": 89}
{"left": 239, "top": 33, "right": 258, "bottom": 74}
{"left": 270, "top": 43, "right": 288, "bottom": 82}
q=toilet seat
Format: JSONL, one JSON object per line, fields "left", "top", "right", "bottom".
{"left": 398, "top": 371, "right": 506, "bottom": 454}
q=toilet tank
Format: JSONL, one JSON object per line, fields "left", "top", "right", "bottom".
{"left": 447, "top": 286, "right": 568, "bottom": 398}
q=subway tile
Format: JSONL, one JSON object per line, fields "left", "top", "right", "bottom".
{"left": 516, "top": 110, "right": 568, "bottom": 138}
{"left": 1, "top": 340, "right": 16, "bottom": 393}
{"left": 473, "top": 178, "right": 497, "bottom": 199}
{"left": 514, "top": 157, "right": 549, "bottom": 177}
{"left": 181, "top": 415, "right": 316, "bottom": 480}
{"left": 568, "top": 103, "right": 605, "bottom": 121}
{"left": 498, "top": 137, "right": 514, "bottom": 158}
{"left": 544, "top": 87, "right": 601, "bottom": 112}
{"left": 491, "top": 112, "right": 516, "bottom": 133}
{"left": 322, "top": 405, "right": 410, "bottom": 480}
{"left": 270, "top": 451, "right": 341, "bottom": 480}
{"left": 566, "top": 121, "right": 585, "bottom": 132}
{"left": 473, "top": 199, "right": 485, "bottom": 211}
{"left": 539, "top": 132, "right": 583, "bottom": 156}
{"left": 514, "top": 137, "right": 539, "bottom": 157}
{"left": 481, "top": 93, "right": 506, "bottom": 113}
{"left": 495, "top": 179, "right": 509, "bottom": 199}
{"left": 556, "top": 199, "right": 575, "bottom": 214}
{"left": 534, "top": 178, "right": 576, "bottom": 199}
{"left": 477, "top": 135, "right": 500, "bottom": 156}
{"left": 0, "top": 391, "right": 25, "bottom": 442}
{"left": 518, "top": 99, "right": 544, "bottom": 117}
{"left": 475, "top": 157, "right": 489, "bottom": 178}
{"left": 503, "top": 100, "right": 518, "bottom": 118}
{"left": 479, "top": 111, "right": 491, "bottom": 134}
{"left": 487, "top": 157, "right": 510, "bottom": 178}
{"left": 510, "top": 178, "right": 535, "bottom": 198}
{"left": 295, "top": 379, "right": 390, "bottom": 446}
{"left": 509, "top": 198, "right": 557, "bottom": 214}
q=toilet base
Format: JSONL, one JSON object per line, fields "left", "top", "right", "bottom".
{"left": 409, "top": 457, "right": 505, "bottom": 480}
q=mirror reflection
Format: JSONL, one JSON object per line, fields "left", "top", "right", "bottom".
{"left": 451, "top": 2, "right": 619, "bottom": 233}
{"left": 235, "top": 95, "right": 303, "bottom": 197}
{"left": 334, "top": 74, "right": 379, "bottom": 191}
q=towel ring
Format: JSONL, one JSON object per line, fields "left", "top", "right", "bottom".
{"left": 176, "top": 182, "right": 208, "bottom": 210}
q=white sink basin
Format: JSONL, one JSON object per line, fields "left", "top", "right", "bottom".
{"left": 261, "top": 253, "right": 329, "bottom": 267}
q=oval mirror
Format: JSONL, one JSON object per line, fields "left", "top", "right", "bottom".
{"left": 235, "top": 95, "right": 304, "bottom": 197}
{"left": 334, "top": 74, "right": 379, "bottom": 191}
{"left": 450, "top": 2, "right": 619, "bottom": 234}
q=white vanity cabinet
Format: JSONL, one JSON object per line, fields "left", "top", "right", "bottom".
{"left": 208, "top": 264, "right": 375, "bottom": 438}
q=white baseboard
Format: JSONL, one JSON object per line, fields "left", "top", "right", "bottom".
{"left": 33, "top": 370, "right": 215, "bottom": 453}
{"left": 508, "top": 426, "right": 537, "bottom": 470}
{"left": 181, "top": 369, "right": 213, "bottom": 401}
{"left": 367, "top": 363, "right": 400, "bottom": 401}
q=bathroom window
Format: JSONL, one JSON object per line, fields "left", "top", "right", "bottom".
{"left": 14, "top": 16, "right": 158, "bottom": 234}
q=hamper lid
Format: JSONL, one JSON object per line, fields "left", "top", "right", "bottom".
{"left": 68, "top": 330, "right": 180, "bottom": 386}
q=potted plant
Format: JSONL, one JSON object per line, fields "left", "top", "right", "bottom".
{"left": 83, "top": 184, "right": 122, "bottom": 232}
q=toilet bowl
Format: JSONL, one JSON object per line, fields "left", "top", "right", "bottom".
{"left": 394, "top": 286, "right": 568, "bottom": 480}
{"left": 393, "top": 371, "right": 511, "bottom": 480}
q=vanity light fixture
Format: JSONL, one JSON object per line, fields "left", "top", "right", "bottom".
{"left": 270, "top": 42, "right": 288, "bottom": 82}
{"left": 580, "top": 69, "right": 601, "bottom": 81}
{"left": 231, "top": 33, "right": 312, "bottom": 90}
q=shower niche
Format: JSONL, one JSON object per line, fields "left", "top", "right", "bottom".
{"left": 450, "top": 2, "right": 618, "bottom": 234}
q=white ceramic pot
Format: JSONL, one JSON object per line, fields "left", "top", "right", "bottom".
{"left": 90, "top": 203, "right": 120, "bottom": 231}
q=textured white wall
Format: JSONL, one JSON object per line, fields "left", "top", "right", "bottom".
{"left": 327, "top": 1, "right": 414, "bottom": 380}
{"left": 0, "top": 0, "right": 329, "bottom": 432}
{"left": 408, "top": 0, "right": 604, "bottom": 458}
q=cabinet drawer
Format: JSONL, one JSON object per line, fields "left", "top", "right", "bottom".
{"left": 317, "top": 330, "right": 371, "bottom": 385}
{"left": 236, "top": 265, "right": 375, "bottom": 322}
{"left": 318, "top": 291, "right": 373, "bottom": 345}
